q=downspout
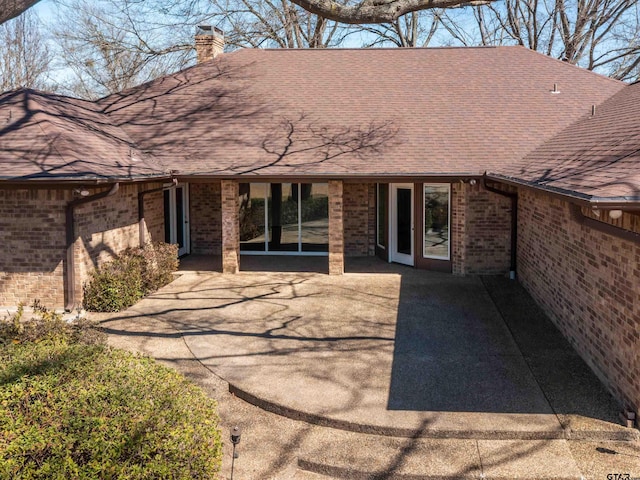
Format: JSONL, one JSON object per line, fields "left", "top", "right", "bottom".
{"left": 482, "top": 177, "right": 518, "bottom": 280}
{"left": 138, "top": 179, "right": 176, "bottom": 246}
{"left": 65, "top": 183, "right": 120, "bottom": 311}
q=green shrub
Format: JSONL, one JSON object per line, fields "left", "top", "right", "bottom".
{"left": 0, "top": 301, "right": 105, "bottom": 346}
{"left": 0, "top": 306, "right": 222, "bottom": 480}
{"left": 83, "top": 242, "right": 179, "bottom": 312}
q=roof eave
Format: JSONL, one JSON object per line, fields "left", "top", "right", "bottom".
{"left": 486, "top": 173, "right": 640, "bottom": 209}
{"left": 0, "top": 172, "right": 171, "bottom": 186}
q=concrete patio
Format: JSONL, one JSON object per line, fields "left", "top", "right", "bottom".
{"left": 99, "top": 256, "right": 639, "bottom": 479}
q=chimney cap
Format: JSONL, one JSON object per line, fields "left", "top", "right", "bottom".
{"left": 196, "top": 25, "right": 224, "bottom": 37}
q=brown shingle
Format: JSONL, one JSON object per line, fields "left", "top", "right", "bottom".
{"left": 99, "top": 46, "right": 623, "bottom": 178}
{"left": 0, "top": 89, "right": 166, "bottom": 181}
{"left": 491, "top": 81, "right": 640, "bottom": 201}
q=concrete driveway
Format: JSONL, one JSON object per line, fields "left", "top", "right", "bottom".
{"left": 100, "top": 257, "right": 629, "bottom": 441}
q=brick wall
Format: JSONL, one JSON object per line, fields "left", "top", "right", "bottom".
{"left": 0, "top": 183, "right": 165, "bottom": 309}
{"left": 190, "top": 182, "right": 222, "bottom": 254}
{"left": 517, "top": 188, "right": 640, "bottom": 413}
{"left": 451, "top": 183, "right": 511, "bottom": 275}
{"left": 144, "top": 188, "right": 164, "bottom": 243}
{"left": 0, "top": 188, "right": 69, "bottom": 306}
{"left": 74, "top": 183, "right": 164, "bottom": 304}
{"left": 343, "top": 183, "right": 375, "bottom": 256}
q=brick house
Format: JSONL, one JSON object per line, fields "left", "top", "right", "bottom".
{"left": 1, "top": 34, "right": 638, "bottom": 416}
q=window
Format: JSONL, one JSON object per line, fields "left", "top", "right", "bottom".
{"left": 239, "top": 183, "right": 328, "bottom": 254}
{"left": 423, "top": 184, "right": 450, "bottom": 260}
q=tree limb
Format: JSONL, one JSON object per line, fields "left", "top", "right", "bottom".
{"left": 289, "top": 0, "right": 494, "bottom": 24}
{"left": 1, "top": 0, "right": 41, "bottom": 24}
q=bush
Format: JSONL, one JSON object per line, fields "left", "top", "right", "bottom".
{"left": 83, "top": 242, "right": 179, "bottom": 312}
{"left": 0, "top": 305, "right": 222, "bottom": 480}
{"left": 0, "top": 301, "right": 105, "bottom": 346}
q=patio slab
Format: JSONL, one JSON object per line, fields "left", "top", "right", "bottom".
{"left": 100, "top": 257, "right": 632, "bottom": 440}
{"left": 99, "top": 256, "right": 639, "bottom": 478}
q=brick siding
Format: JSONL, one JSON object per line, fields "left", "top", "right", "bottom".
{"left": 0, "top": 183, "right": 165, "bottom": 309}
{"left": 144, "top": 188, "right": 164, "bottom": 243}
{"left": 190, "top": 182, "right": 222, "bottom": 254}
{"left": 452, "top": 183, "right": 512, "bottom": 275}
{"left": 0, "top": 189, "right": 69, "bottom": 306}
{"left": 343, "top": 183, "right": 376, "bottom": 256}
{"left": 517, "top": 188, "right": 640, "bottom": 413}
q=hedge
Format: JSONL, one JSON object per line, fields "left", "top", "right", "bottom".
{"left": 0, "top": 305, "right": 222, "bottom": 479}
{"left": 83, "top": 242, "right": 179, "bottom": 312}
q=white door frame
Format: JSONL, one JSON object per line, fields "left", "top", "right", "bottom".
{"left": 390, "top": 183, "right": 414, "bottom": 266}
{"left": 165, "top": 183, "right": 190, "bottom": 256}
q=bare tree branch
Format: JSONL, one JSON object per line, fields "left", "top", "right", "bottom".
{"left": 0, "top": 10, "right": 50, "bottom": 90}
{"left": 288, "top": 0, "right": 494, "bottom": 24}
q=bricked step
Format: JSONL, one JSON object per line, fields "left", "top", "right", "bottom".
{"left": 297, "top": 428, "right": 584, "bottom": 480}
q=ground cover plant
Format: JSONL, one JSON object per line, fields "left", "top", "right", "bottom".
{"left": 83, "top": 242, "right": 179, "bottom": 312}
{"left": 0, "top": 303, "right": 222, "bottom": 479}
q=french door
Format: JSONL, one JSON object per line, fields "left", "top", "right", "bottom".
{"left": 164, "top": 184, "right": 190, "bottom": 257}
{"left": 390, "top": 183, "right": 414, "bottom": 266}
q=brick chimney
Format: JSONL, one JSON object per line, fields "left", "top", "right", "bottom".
{"left": 195, "top": 26, "right": 224, "bottom": 63}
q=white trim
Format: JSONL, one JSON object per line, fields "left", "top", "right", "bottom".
{"left": 376, "top": 183, "right": 386, "bottom": 250}
{"left": 422, "top": 183, "right": 450, "bottom": 261}
{"left": 241, "top": 251, "right": 328, "bottom": 256}
{"left": 264, "top": 183, "right": 270, "bottom": 252}
{"left": 179, "top": 183, "right": 190, "bottom": 256}
{"left": 240, "top": 182, "right": 329, "bottom": 256}
{"left": 298, "top": 184, "right": 302, "bottom": 252}
{"left": 164, "top": 182, "right": 190, "bottom": 257}
{"left": 390, "top": 183, "right": 414, "bottom": 266}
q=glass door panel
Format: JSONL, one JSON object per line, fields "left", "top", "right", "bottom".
{"left": 240, "top": 183, "right": 267, "bottom": 252}
{"left": 301, "top": 183, "right": 328, "bottom": 252}
{"left": 423, "top": 184, "right": 450, "bottom": 259}
{"left": 268, "top": 183, "right": 298, "bottom": 252}
{"left": 397, "top": 188, "right": 412, "bottom": 255}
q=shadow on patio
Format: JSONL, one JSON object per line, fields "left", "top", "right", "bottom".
{"left": 99, "top": 256, "right": 630, "bottom": 440}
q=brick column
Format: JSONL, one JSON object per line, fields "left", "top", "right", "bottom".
{"left": 221, "top": 180, "right": 239, "bottom": 274}
{"left": 328, "top": 180, "right": 344, "bottom": 275}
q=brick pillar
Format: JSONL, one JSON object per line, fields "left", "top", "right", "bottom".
{"left": 328, "top": 180, "right": 344, "bottom": 275}
{"left": 221, "top": 180, "right": 239, "bottom": 274}
{"left": 451, "top": 182, "right": 467, "bottom": 275}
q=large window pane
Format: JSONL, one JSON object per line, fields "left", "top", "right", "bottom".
{"left": 423, "top": 184, "right": 450, "bottom": 259}
{"left": 239, "top": 183, "right": 267, "bottom": 251}
{"left": 269, "top": 183, "right": 298, "bottom": 252}
{"left": 301, "top": 183, "right": 328, "bottom": 252}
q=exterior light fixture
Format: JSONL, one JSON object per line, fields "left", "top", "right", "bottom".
{"left": 230, "top": 426, "right": 242, "bottom": 480}
{"left": 608, "top": 210, "right": 623, "bottom": 220}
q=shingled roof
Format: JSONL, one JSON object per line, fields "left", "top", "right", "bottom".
{"left": 0, "top": 89, "right": 166, "bottom": 182}
{"left": 489, "top": 81, "right": 640, "bottom": 202}
{"left": 99, "top": 46, "right": 624, "bottom": 179}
